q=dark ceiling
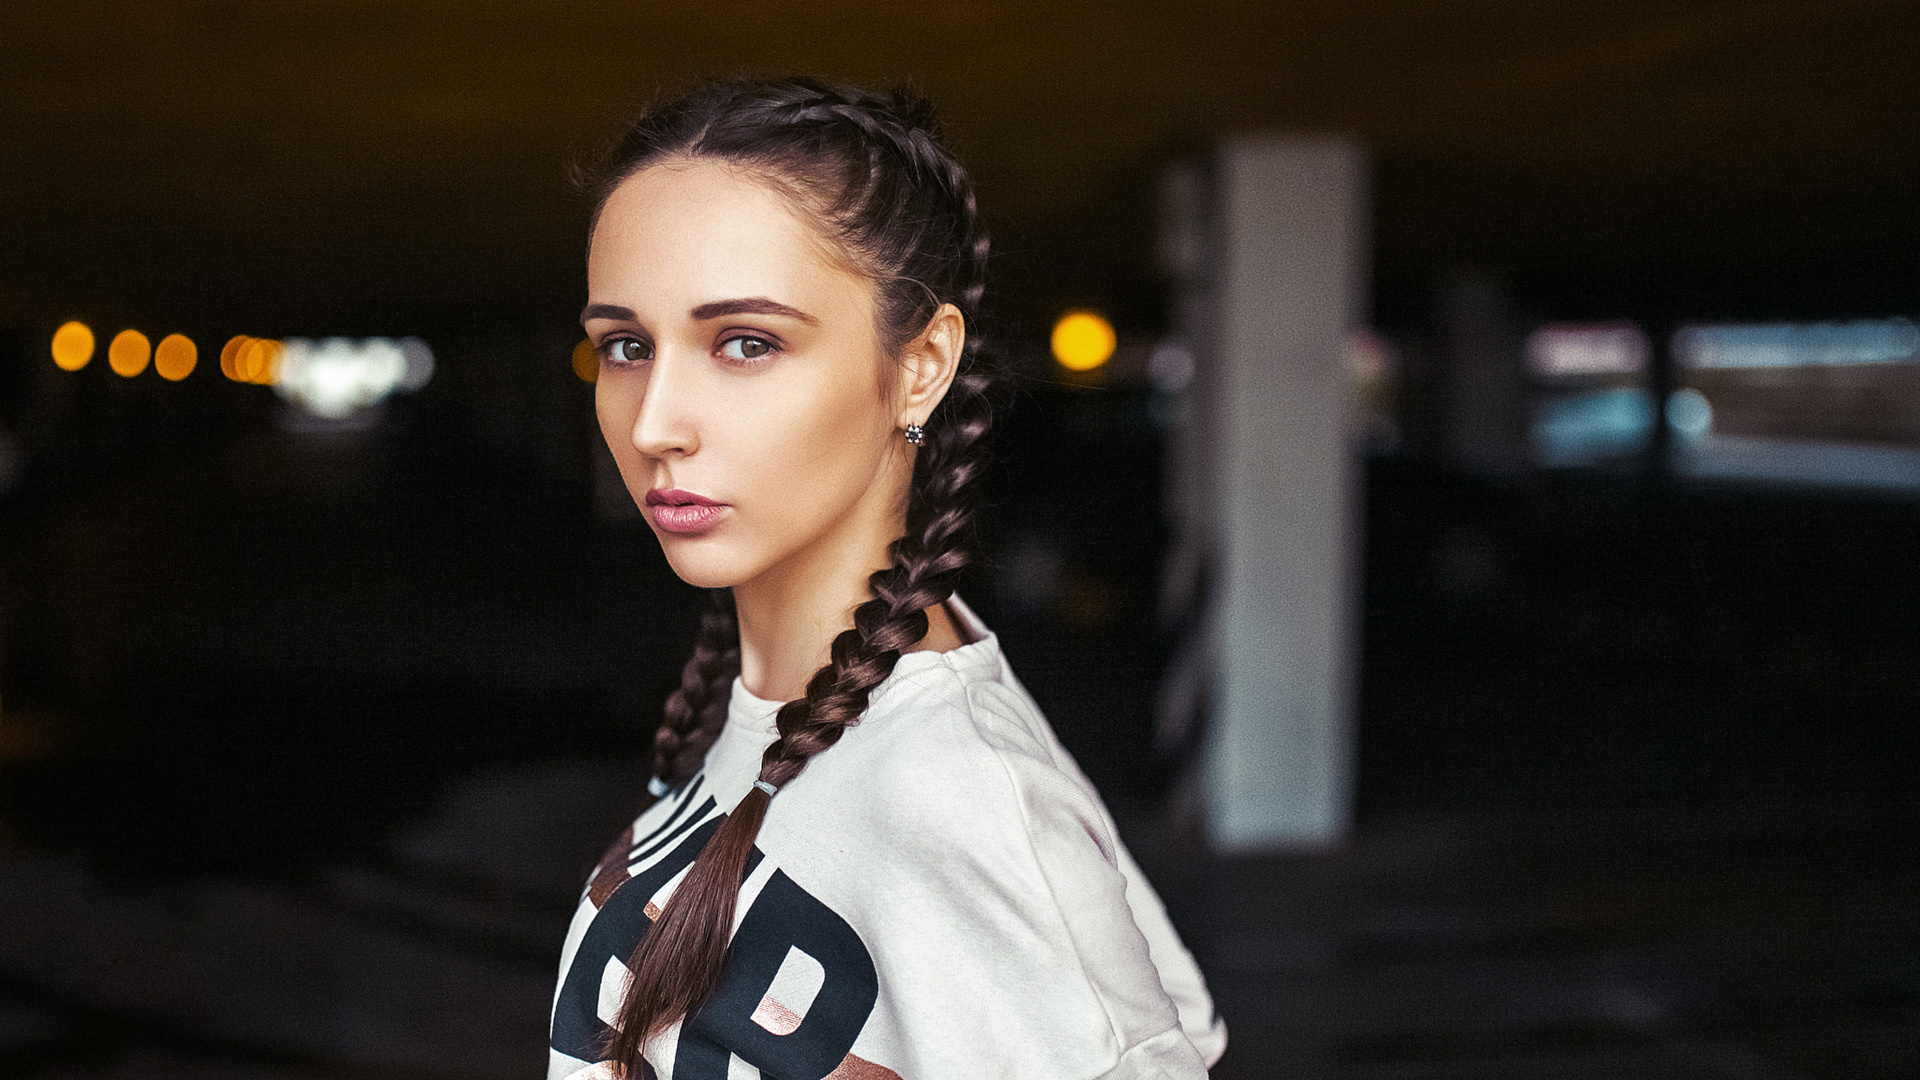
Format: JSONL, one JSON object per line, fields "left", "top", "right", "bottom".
{"left": 3, "top": 0, "right": 1916, "bottom": 337}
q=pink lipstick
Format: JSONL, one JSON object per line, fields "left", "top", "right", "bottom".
{"left": 645, "top": 488, "right": 728, "bottom": 534}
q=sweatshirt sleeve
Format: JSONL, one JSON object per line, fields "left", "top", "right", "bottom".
{"left": 1112, "top": 836, "right": 1229, "bottom": 1066}
{"left": 984, "top": 673, "right": 1228, "bottom": 1066}
{"left": 988, "top": 731, "right": 1215, "bottom": 1079}
{"left": 834, "top": 676, "right": 1212, "bottom": 1080}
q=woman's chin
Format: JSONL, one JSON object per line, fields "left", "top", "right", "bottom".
{"left": 658, "top": 544, "right": 749, "bottom": 591}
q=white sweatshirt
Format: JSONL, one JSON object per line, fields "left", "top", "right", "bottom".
{"left": 549, "top": 599, "right": 1226, "bottom": 1080}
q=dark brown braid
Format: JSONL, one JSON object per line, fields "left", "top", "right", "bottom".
{"left": 652, "top": 588, "right": 738, "bottom": 786}
{"left": 592, "top": 78, "right": 999, "bottom": 1070}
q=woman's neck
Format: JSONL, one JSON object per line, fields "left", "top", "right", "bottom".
{"left": 731, "top": 552, "right": 965, "bottom": 705}
{"left": 732, "top": 553, "right": 873, "bottom": 703}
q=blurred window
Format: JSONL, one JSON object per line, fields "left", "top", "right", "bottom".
{"left": 1526, "top": 322, "right": 1648, "bottom": 378}
{"left": 1672, "top": 319, "right": 1920, "bottom": 492}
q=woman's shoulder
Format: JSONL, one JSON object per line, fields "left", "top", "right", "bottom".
{"left": 879, "top": 599, "right": 1042, "bottom": 724}
{"left": 862, "top": 637, "right": 1053, "bottom": 770}
{"left": 819, "top": 646, "right": 1110, "bottom": 847}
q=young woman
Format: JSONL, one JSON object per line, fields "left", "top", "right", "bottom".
{"left": 550, "top": 78, "right": 1226, "bottom": 1080}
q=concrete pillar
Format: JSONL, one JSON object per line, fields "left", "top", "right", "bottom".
{"left": 1202, "top": 137, "right": 1368, "bottom": 850}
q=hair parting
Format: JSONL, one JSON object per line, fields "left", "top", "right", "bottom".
{"left": 597, "top": 78, "right": 1000, "bottom": 1072}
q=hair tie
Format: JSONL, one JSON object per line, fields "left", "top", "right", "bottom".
{"left": 752, "top": 779, "right": 779, "bottom": 798}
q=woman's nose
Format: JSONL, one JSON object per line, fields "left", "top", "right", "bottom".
{"left": 630, "top": 350, "right": 700, "bottom": 459}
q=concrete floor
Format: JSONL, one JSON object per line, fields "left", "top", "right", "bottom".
{"left": 1137, "top": 806, "right": 1920, "bottom": 1080}
{"left": 2, "top": 760, "right": 1913, "bottom": 1079}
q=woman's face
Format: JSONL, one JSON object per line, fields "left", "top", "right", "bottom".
{"left": 585, "top": 160, "right": 911, "bottom": 593}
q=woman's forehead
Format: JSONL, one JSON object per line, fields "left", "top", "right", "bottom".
{"left": 589, "top": 161, "right": 865, "bottom": 318}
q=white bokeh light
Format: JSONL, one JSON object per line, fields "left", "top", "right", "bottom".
{"left": 274, "top": 336, "right": 433, "bottom": 420}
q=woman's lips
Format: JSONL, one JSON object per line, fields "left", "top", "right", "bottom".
{"left": 644, "top": 488, "right": 729, "bottom": 534}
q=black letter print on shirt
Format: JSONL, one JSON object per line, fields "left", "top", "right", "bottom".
{"left": 550, "top": 810, "right": 722, "bottom": 1062}
{"left": 672, "top": 869, "right": 880, "bottom": 1080}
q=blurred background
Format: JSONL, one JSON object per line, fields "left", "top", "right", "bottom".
{"left": 2, "top": 2, "right": 1917, "bottom": 1078}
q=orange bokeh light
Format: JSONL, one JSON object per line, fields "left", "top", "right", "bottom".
{"left": 155, "top": 333, "right": 198, "bottom": 381}
{"left": 572, "top": 339, "right": 598, "bottom": 383}
{"left": 52, "top": 321, "right": 95, "bottom": 371}
{"left": 1051, "top": 311, "right": 1116, "bottom": 372}
{"left": 108, "top": 330, "right": 152, "bottom": 377}
{"left": 237, "top": 337, "right": 282, "bottom": 384}
{"left": 221, "top": 335, "right": 251, "bottom": 381}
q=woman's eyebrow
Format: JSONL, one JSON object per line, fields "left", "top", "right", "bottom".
{"left": 690, "top": 297, "right": 819, "bottom": 325}
{"left": 580, "top": 302, "right": 636, "bottom": 326}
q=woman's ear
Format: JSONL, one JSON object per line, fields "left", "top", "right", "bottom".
{"left": 898, "top": 303, "right": 964, "bottom": 429}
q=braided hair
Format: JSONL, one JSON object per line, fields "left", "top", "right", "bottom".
{"left": 589, "top": 77, "right": 998, "bottom": 1069}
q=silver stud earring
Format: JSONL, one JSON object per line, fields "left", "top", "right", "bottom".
{"left": 904, "top": 423, "right": 926, "bottom": 445}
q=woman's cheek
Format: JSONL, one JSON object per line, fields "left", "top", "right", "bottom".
{"left": 596, "top": 394, "right": 642, "bottom": 486}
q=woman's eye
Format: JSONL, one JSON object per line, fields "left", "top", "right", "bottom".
{"left": 603, "top": 338, "right": 652, "bottom": 364}
{"left": 719, "top": 336, "right": 774, "bottom": 362}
